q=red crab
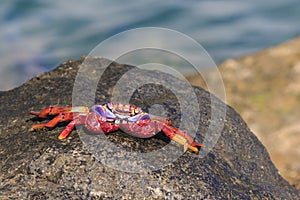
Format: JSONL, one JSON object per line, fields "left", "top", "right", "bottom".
{"left": 30, "top": 102, "right": 203, "bottom": 153}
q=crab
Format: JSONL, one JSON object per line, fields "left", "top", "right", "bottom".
{"left": 30, "top": 102, "right": 203, "bottom": 153}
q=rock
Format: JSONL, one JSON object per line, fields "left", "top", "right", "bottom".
{"left": 188, "top": 36, "right": 300, "bottom": 189}
{"left": 0, "top": 57, "right": 299, "bottom": 199}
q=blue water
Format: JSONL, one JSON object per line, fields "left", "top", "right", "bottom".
{"left": 1, "top": 0, "right": 300, "bottom": 90}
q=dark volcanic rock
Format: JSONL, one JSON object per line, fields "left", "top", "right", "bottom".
{"left": 0, "top": 57, "right": 299, "bottom": 199}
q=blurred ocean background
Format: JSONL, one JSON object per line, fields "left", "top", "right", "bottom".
{"left": 1, "top": 0, "right": 300, "bottom": 91}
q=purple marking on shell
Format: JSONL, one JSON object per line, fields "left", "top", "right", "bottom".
{"left": 140, "top": 114, "right": 150, "bottom": 120}
{"left": 105, "top": 109, "right": 116, "bottom": 119}
{"left": 128, "top": 115, "right": 140, "bottom": 122}
{"left": 92, "top": 106, "right": 105, "bottom": 118}
{"left": 107, "top": 102, "right": 112, "bottom": 110}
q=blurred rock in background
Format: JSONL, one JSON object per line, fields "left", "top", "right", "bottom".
{"left": 188, "top": 36, "right": 300, "bottom": 189}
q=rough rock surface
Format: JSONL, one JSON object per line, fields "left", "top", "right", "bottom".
{"left": 188, "top": 36, "right": 300, "bottom": 189}
{"left": 0, "top": 57, "right": 299, "bottom": 199}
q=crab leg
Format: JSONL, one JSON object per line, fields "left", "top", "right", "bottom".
{"left": 30, "top": 106, "right": 88, "bottom": 118}
{"left": 123, "top": 119, "right": 203, "bottom": 153}
{"left": 31, "top": 112, "right": 74, "bottom": 130}
{"left": 160, "top": 124, "right": 203, "bottom": 153}
{"left": 30, "top": 106, "right": 71, "bottom": 118}
{"left": 31, "top": 112, "right": 87, "bottom": 139}
{"left": 57, "top": 115, "right": 86, "bottom": 139}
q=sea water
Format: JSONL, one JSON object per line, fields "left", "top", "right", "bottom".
{"left": 1, "top": 0, "right": 300, "bottom": 90}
